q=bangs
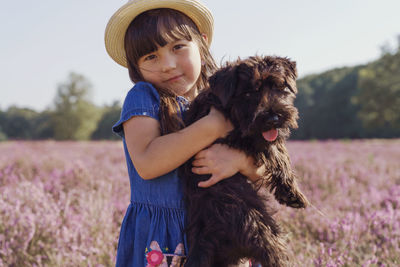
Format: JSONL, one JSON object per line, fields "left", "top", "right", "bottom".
{"left": 125, "top": 9, "right": 200, "bottom": 63}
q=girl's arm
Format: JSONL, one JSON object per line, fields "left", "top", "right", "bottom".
{"left": 123, "top": 108, "right": 232, "bottom": 180}
{"left": 192, "top": 144, "right": 266, "bottom": 188}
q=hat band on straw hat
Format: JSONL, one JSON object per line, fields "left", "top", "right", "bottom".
{"left": 105, "top": 0, "right": 214, "bottom": 68}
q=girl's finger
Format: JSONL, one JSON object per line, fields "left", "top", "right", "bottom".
{"left": 191, "top": 166, "right": 210, "bottom": 175}
{"left": 198, "top": 175, "right": 219, "bottom": 188}
{"left": 194, "top": 149, "right": 209, "bottom": 159}
{"left": 192, "top": 158, "right": 209, "bottom": 167}
{"left": 193, "top": 155, "right": 204, "bottom": 160}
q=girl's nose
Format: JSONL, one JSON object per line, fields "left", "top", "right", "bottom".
{"left": 161, "top": 54, "right": 176, "bottom": 72}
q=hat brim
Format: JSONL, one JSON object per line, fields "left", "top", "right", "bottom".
{"left": 105, "top": 0, "right": 213, "bottom": 68}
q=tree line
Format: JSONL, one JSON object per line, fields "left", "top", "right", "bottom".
{"left": 1, "top": 41, "right": 399, "bottom": 141}
{"left": 0, "top": 73, "right": 121, "bottom": 141}
{"left": 292, "top": 41, "right": 400, "bottom": 139}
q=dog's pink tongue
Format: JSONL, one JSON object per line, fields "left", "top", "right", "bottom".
{"left": 262, "top": 129, "right": 278, "bottom": 142}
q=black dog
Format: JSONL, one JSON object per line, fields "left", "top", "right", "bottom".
{"left": 179, "top": 56, "right": 309, "bottom": 267}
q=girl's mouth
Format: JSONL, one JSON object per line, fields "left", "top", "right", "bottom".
{"left": 165, "top": 75, "right": 183, "bottom": 82}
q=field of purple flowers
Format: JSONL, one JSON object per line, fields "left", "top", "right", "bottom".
{"left": 0, "top": 140, "right": 399, "bottom": 267}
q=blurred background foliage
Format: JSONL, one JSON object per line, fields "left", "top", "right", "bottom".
{"left": 0, "top": 73, "right": 120, "bottom": 141}
{"left": 293, "top": 42, "right": 400, "bottom": 139}
{"left": 1, "top": 41, "right": 399, "bottom": 141}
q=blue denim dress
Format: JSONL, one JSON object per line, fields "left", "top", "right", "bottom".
{"left": 113, "top": 82, "right": 189, "bottom": 267}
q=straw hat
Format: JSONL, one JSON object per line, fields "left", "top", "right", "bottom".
{"left": 105, "top": 0, "right": 214, "bottom": 68}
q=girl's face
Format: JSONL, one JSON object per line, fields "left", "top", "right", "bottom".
{"left": 137, "top": 39, "right": 202, "bottom": 100}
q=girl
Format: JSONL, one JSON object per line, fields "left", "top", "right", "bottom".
{"left": 105, "top": 1, "right": 266, "bottom": 266}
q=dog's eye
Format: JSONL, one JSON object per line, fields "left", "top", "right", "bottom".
{"left": 283, "top": 87, "right": 291, "bottom": 94}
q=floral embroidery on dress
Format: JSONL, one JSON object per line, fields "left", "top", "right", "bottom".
{"left": 146, "top": 241, "right": 186, "bottom": 267}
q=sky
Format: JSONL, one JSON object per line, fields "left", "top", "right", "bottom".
{"left": 0, "top": 0, "right": 399, "bottom": 111}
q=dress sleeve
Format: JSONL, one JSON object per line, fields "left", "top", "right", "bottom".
{"left": 112, "top": 82, "right": 160, "bottom": 138}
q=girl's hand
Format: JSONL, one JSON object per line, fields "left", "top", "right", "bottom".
{"left": 192, "top": 144, "right": 266, "bottom": 188}
{"left": 207, "top": 107, "right": 233, "bottom": 138}
{"left": 192, "top": 144, "right": 247, "bottom": 187}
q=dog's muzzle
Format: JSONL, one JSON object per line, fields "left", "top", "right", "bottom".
{"left": 261, "top": 113, "right": 279, "bottom": 141}
{"left": 246, "top": 111, "right": 282, "bottom": 142}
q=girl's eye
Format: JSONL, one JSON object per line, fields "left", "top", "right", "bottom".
{"left": 173, "top": 44, "right": 185, "bottom": 50}
{"left": 144, "top": 54, "right": 156, "bottom": 61}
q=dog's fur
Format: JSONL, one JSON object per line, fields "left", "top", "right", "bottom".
{"left": 179, "top": 56, "right": 309, "bottom": 267}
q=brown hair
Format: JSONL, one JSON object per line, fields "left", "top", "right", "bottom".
{"left": 124, "top": 8, "right": 217, "bottom": 134}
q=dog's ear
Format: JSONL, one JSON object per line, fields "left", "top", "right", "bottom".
{"left": 209, "top": 65, "right": 237, "bottom": 108}
{"left": 210, "top": 59, "right": 259, "bottom": 108}
{"left": 283, "top": 59, "right": 298, "bottom": 94}
{"left": 237, "top": 61, "right": 261, "bottom": 92}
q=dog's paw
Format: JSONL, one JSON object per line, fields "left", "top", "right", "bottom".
{"left": 274, "top": 185, "right": 309, "bottom": 208}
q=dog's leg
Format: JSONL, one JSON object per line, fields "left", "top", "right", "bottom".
{"left": 268, "top": 142, "right": 309, "bottom": 208}
{"left": 238, "top": 209, "right": 289, "bottom": 267}
{"left": 184, "top": 233, "right": 219, "bottom": 267}
{"left": 184, "top": 199, "right": 225, "bottom": 267}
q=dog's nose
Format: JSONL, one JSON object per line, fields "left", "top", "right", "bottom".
{"left": 267, "top": 114, "right": 279, "bottom": 123}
